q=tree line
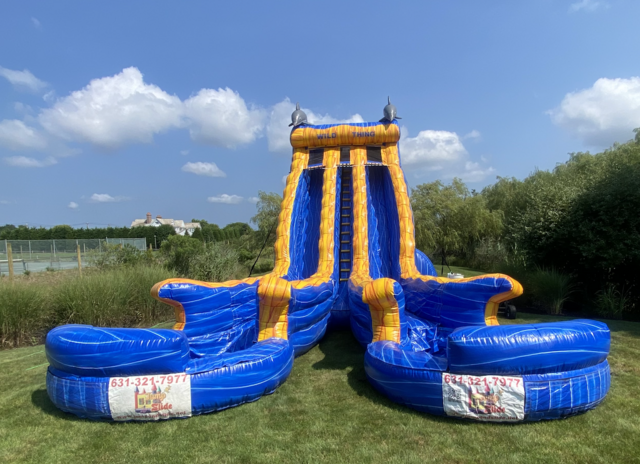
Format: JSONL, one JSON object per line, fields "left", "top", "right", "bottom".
{"left": 0, "top": 218, "right": 266, "bottom": 248}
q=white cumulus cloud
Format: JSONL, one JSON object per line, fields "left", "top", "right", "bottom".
{"left": 549, "top": 77, "right": 640, "bottom": 146}
{"left": 400, "top": 129, "right": 468, "bottom": 167}
{"left": 248, "top": 196, "right": 260, "bottom": 204}
{"left": 90, "top": 193, "right": 128, "bottom": 203}
{"left": 3, "top": 155, "right": 57, "bottom": 168}
{"left": 35, "top": 67, "right": 267, "bottom": 151}
{"left": 39, "top": 67, "right": 183, "bottom": 149}
{"left": 180, "top": 149, "right": 189, "bottom": 156}
{"left": 184, "top": 87, "right": 265, "bottom": 148}
{"left": 569, "top": 0, "right": 608, "bottom": 13}
{"left": 463, "top": 130, "right": 481, "bottom": 140}
{"left": 207, "top": 194, "right": 243, "bottom": 204}
{"left": 181, "top": 161, "right": 226, "bottom": 177}
{"left": 400, "top": 128, "right": 495, "bottom": 182}
{"left": 266, "top": 98, "right": 364, "bottom": 153}
{"left": 68, "top": 201, "right": 79, "bottom": 209}
{"left": 0, "top": 66, "right": 48, "bottom": 93}
{"left": 0, "top": 119, "right": 48, "bottom": 151}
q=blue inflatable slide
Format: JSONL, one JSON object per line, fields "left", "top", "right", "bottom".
{"left": 46, "top": 102, "right": 610, "bottom": 422}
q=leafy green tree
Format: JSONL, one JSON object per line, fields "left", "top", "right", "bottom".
{"left": 223, "top": 222, "right": 253, "bottom": 239}
{"left": 0, "top": 224, "right": 16, "bottom": 239}
{"left": 50, "top": 225, "right": 74, "bottom": 239}
{"left": 154, "top": 224, "right": 177, "bottom": 248}
{"left": 191, "top": 227, "right": 205, "bottom": 242}
{"left": 251, "top": 191, "right": 282, "bottom": 248}
{"left": 191, "top": 219, "right": 224, "bottom": 243}
{"left": 410, "top": 178, "right": 502, "bottom": 262}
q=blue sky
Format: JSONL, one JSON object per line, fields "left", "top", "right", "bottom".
{"left": 1, "top": 0, "right": 639, "bottom": 228}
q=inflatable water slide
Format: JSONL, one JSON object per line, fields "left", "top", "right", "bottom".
{"left": 46, "top": 101, "right": 610, "bottom": 422}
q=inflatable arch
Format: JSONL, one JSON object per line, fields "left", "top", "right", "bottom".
{"left": 46, "top": 102, "right": 610, "bottom": 422}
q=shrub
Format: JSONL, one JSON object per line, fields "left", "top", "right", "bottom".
{"left": 161, "top": 236, "right": 242, "bottom": 281}
{"left": 89, "top": 243, "right": 155, "bottom": 269}
{"left": 161, "top": 235, "right": 204, "bottom": 276}
{"left": 188, "top": 242, "right": 242, "bottom": 281}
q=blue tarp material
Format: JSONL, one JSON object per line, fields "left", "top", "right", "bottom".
{"left": 447, "top": 320, "right": 610, "bottom": 375}
{"left": 46, "top": 325, "right": 190, "bottom": 377}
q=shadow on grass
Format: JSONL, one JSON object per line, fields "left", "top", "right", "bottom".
{"left": 310, "top": 330, "right": 536, "bottom": 427}
{"left": 31, "top": 388, "right": 85, "bottom": 422}
{"left": 31, "top": 388, "right": 183, "bottom": 425}
{"left": 309, "top": 331, "right": 454, "bottom": 424}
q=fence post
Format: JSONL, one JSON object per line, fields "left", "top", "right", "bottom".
{"left": 53, "top": 240, "right": 56, "bottom": 257}
{"left": 29, "top": 240, "right": 32, "bottom": 259}
{"left": 7, "top": 243, "right": 14, "bottom": 281}
{"left": 77, "top": 244, "right": 82, "bottom": 276}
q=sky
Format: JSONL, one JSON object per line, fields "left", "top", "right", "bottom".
{"left": 1, "top": 0, "right": 639, "bottom": 229}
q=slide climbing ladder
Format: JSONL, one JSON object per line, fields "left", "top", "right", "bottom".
{"left": 339, "top": 168, "right": 353, "bottom": 283}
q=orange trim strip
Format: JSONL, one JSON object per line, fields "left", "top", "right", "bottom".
{"left": 257, "top": 275, "right": 291, "bottom": 340}
{"left": 273, "top": 148, "right": 309, "bottom": 277}
{"left": 290, "top": 123, "right": 400, "bottom": 149}
{"left": 363, "top": 278, "right": 402, "bottom": 343}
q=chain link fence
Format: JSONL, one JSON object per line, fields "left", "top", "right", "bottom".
{"left": 0, "top": 238, "right": 147, "bottom": 275}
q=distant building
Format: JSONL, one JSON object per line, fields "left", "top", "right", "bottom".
{"left": 131, "top": 213, "right": 201, "bottom": 236}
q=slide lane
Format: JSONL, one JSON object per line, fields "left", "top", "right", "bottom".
{"left": 257, "top": 147, "right": 341, "bottom": 355}
{"left": 348, "top": 148, "right": 407, "bottom": 348}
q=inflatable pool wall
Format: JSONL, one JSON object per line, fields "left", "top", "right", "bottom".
{"left": 46, "top": 102, "right": 610, "bottom": 422}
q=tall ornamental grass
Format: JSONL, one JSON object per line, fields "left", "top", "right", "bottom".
{"left": 0, "top": 264, "right": 174, "bottom": 348}
{"left": 595, "top": 284, "right": 631, "bottom": 319}
{"left": 50, "top": 265, "right": 174, "bottom": 328}
{"left": 0, "top": 282, "right": 47, "bottom": 347}
{"left": 527, "top": 267, "right": 576, "bottom": 315}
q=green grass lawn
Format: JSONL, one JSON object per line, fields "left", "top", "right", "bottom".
{"left": 0, "top": 313, "right": 638, "bottom": 464}
{"left": 436, "top": 265, "right": 486, "bottom": 278}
